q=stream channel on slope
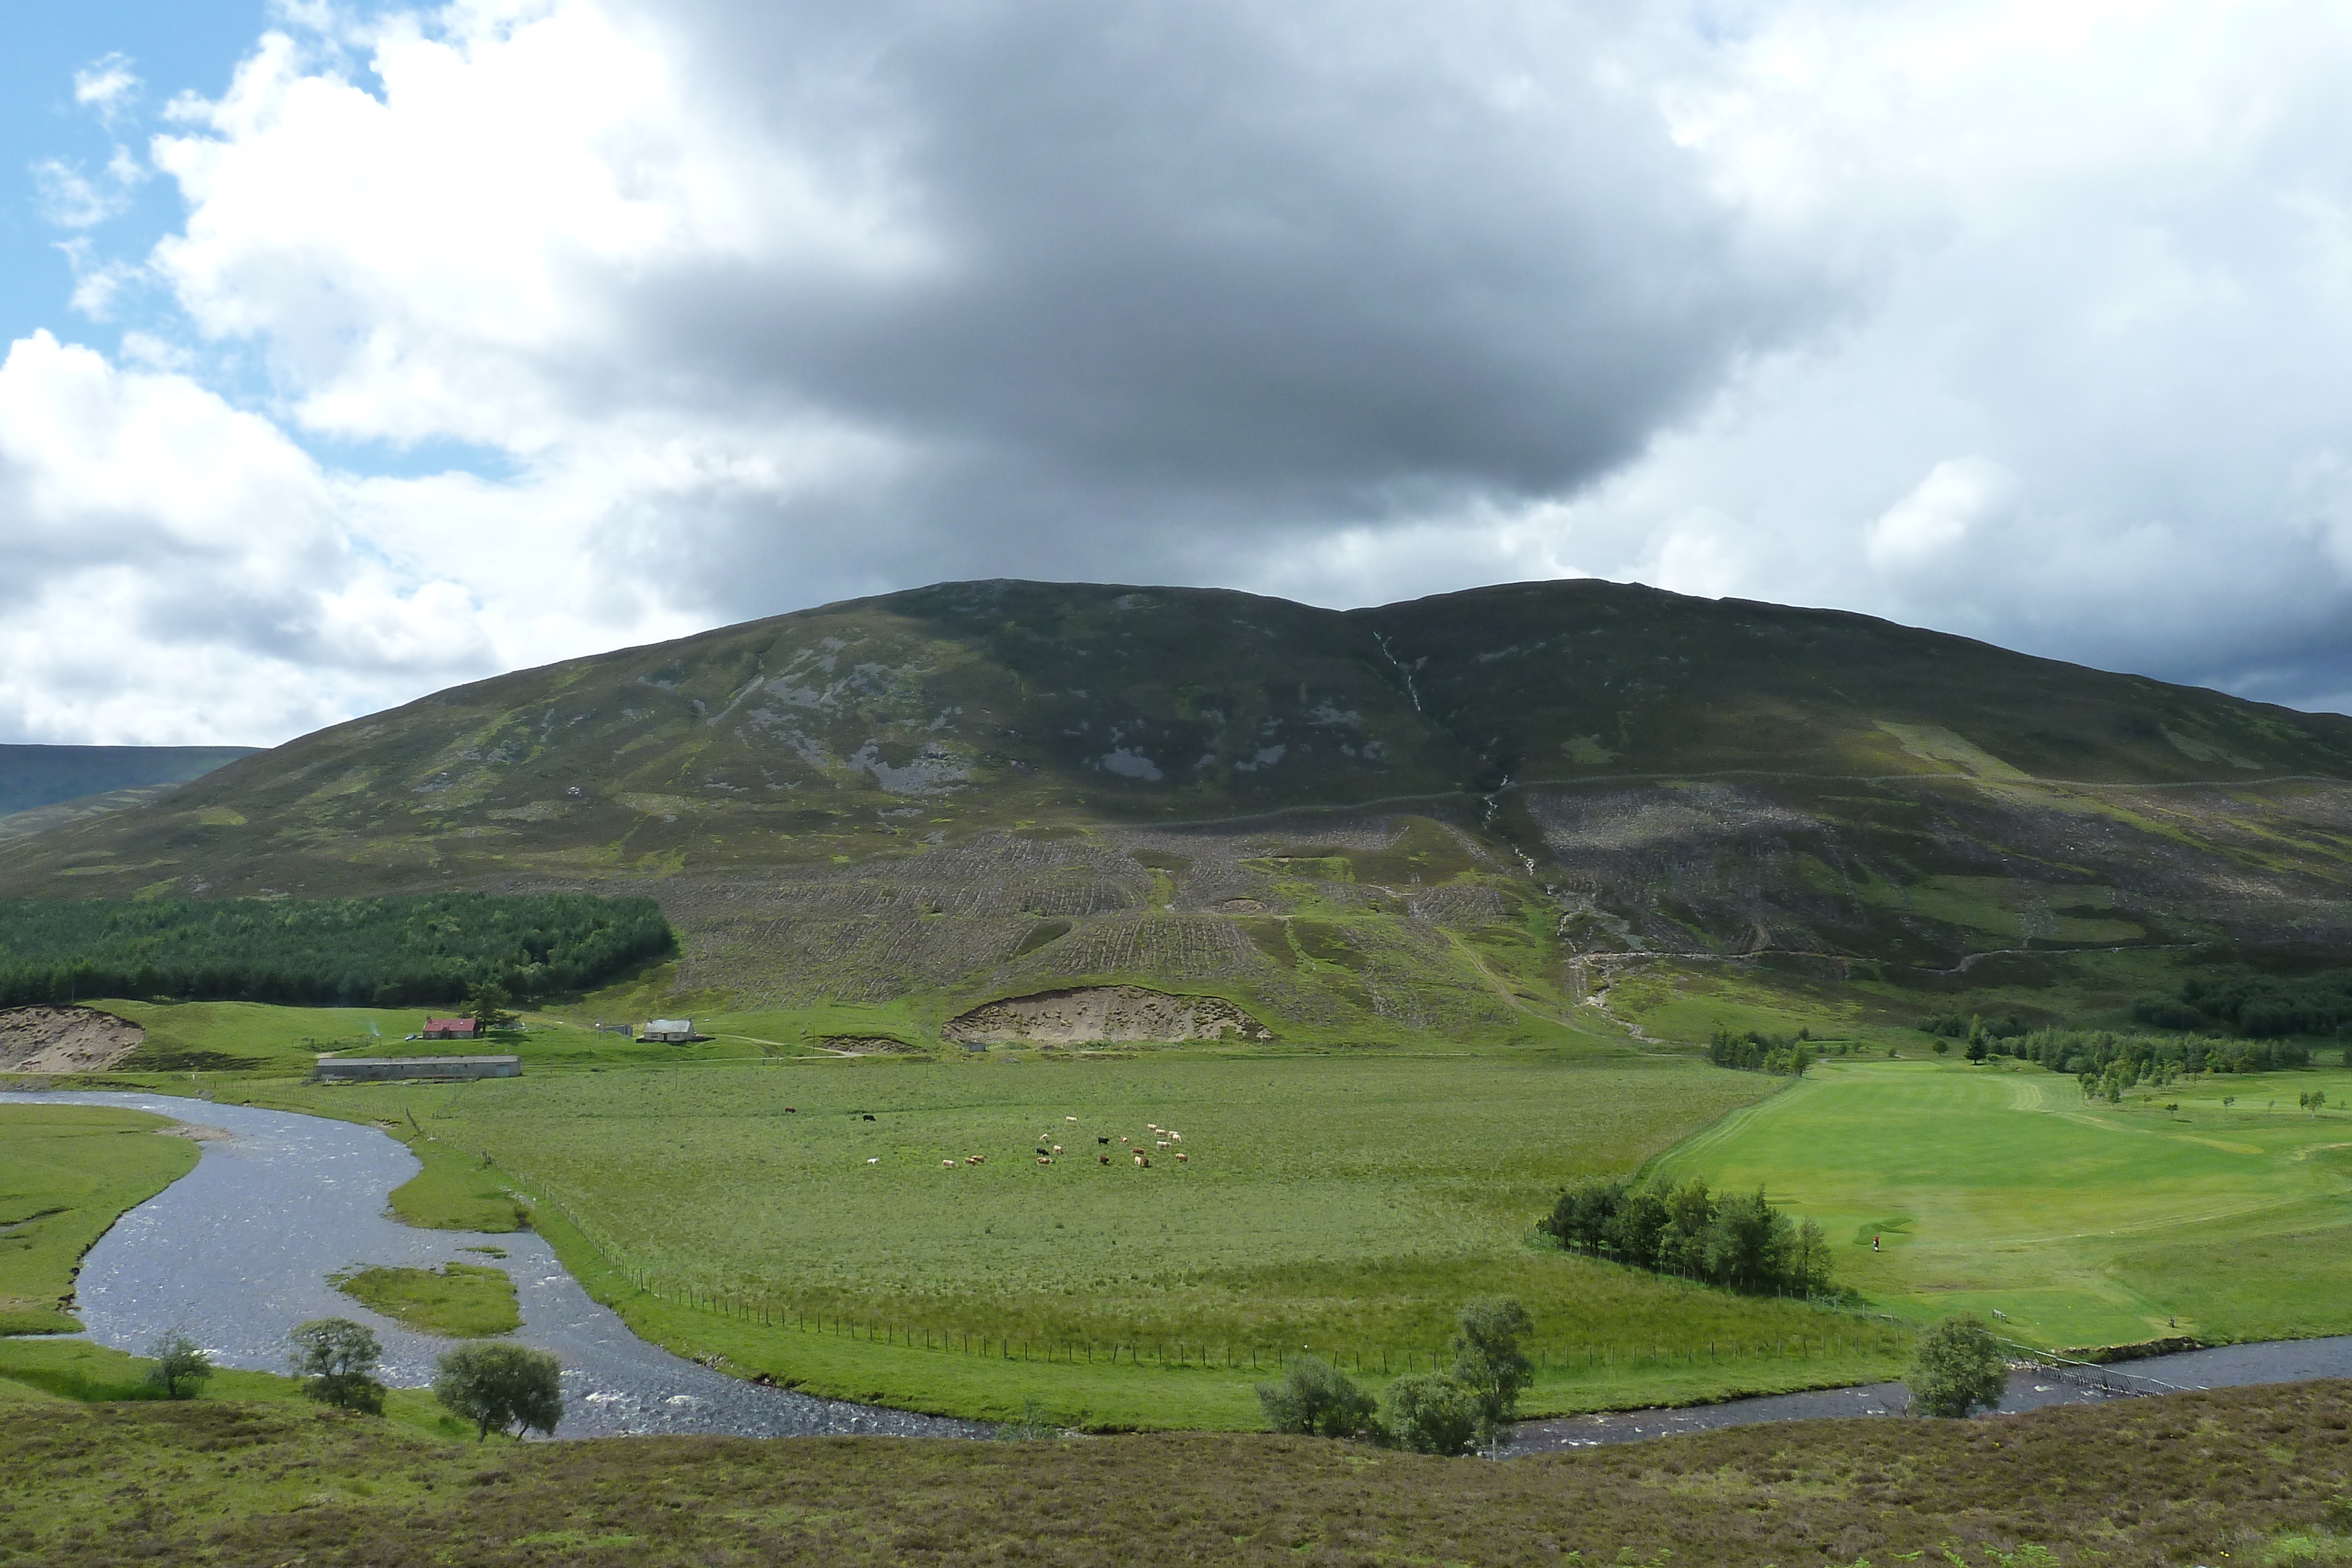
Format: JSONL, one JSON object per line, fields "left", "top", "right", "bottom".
{"left": 9, "top": 1088, "right": 2352, "bottom": 1450}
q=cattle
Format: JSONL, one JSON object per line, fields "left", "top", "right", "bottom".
{"left": 867, "top": 1157, "right": 879, "bottom": 1164}
{"left": 784, "top": 1107, "right": 797, "bottom": 1114}
{"left": 1134, "top": 1154, "right": 1150, "bottom": 1167}
{"left": 1155, "top": 1140, "right": 1169, "bottom": 1149}
{"left": 1097, "top": 1136, "right": 1111, "bottom": 1145}
{"left": 861, "top": 1113, "right": 876, "bottom": 1122}
{"left": 1175, "top": 1152, "right": 1189, "bottom": 1162}
{"left": 1037, "top": 1156, "right": 1053, "bottom": 1165}
{"left": 1098, "top": 1154, "right": 1111, "bottom": 1164}
{"left": 965, "top": 1155, "right": 985, "bottom": 1165}
{"left": 1169, "top": 1132, "right": 1182, "bottom": 1142}
{"left": 1065, "top": 1116, "right": 1078, "bottom": 1122}
{"left": 942, "top": 1159, "right": 956, "bottom": 1168}
{"left": 1036, "top": 1147, "right": 1051, "bottom": 1156}
{"left": 1052, "top": 1144, "right": 1063, "bottom": 1154}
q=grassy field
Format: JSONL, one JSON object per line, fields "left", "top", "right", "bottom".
{"left": 5, "top": 1378, "right": 2352, "bottom": 1566}
{"left": 333, "top": 1262, "right": 520, "bottom": 1338}
{"left": 1651, "top": 1055, "right": 2352, "bottom": 1350}
{"left": 0, "top": 1104, "right": 197, "bottom": 1333}
{"left": 249, "top": 1040, "right": 1912, "bottom": 1427}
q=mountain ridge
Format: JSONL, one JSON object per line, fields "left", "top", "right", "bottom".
{"left": 2, "top": 579, "right": 2347, "bottom": 1042}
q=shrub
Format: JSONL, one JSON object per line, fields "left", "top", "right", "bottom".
{"left": 433, "top": 1343, "right": 564, "bottom": 1440}
{"left": 289, "top": 1318, "right": 386, "bottom": 1415}
{"left": 1908, "top": 1314, "right": 2008, "bottom": 1419}
{"left": 1382, "top": 1373, "right": 1479, "bottom": 1455}
{"left": 1256, "top": 1357, "right": 1377, "bottom": 1439}
{"left": 148, "top": 1329, "right": 212, "bottom": 1400}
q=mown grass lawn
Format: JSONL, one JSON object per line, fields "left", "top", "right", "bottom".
{"left": 0, "top": 1104, "right": 196, "bottom": 1333}
{"left": 1651, "top": 1056, "right": 2352, "bottom": 1349}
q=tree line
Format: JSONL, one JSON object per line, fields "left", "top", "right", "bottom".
{"left": 1538, "top": 1177, "right": 1839, "bottom": 1299}
{"left": 0, "top": 892, "right": 673, "bottom": 1008}
{"left": 1706, "top": 1027, "right": 1815, "bottom": 1076}
{"left": 2133, "top": 969, "right": 2352, "bottom": 1039}
{"left": 1997, "top": 1026, "right": 2311, "bottom": 1082}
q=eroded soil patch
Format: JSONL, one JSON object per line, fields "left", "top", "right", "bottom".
{"left": 0, "top": 1005, "right": 145, "bottom": 1074}
{"left": 943, "top": 985, "right": 1268, "bottom": 1045}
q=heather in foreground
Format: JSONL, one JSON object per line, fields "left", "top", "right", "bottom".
{"left": 6, "top": 1381, "right": 2352, "bottom": 1566}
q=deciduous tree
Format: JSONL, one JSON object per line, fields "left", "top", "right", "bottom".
{"left": 433, "top": 1343, "right": 563, "bottom": 1440}
{"left": 289, "top": 1318, "right": 386, "bottom": 1415}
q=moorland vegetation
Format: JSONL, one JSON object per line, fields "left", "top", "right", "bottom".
{"left": 6, "top": 1366, "right": 2352, "bottom": 1566}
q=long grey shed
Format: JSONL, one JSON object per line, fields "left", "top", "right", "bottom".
{"left": 314, "top": 1054, "right": 520, "bottom": 1083}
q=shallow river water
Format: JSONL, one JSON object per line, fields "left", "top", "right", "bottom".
{"left": 1, "top": 1089, "right": 989, "bottom": 1440}
{"left": 12, "top": 1086, "right": 2352, "bottom": 1450}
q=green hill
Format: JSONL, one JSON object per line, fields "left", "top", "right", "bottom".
{"left": 4, "top": 579, "right": 2348, "bottom": 1044}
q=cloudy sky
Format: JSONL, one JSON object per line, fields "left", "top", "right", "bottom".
{"left": 5, "top": 0, "right": 2351, "bottom": 745}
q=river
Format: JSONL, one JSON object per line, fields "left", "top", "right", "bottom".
{"left": 10, "top": 1086, "right": 2351, "bottom": 1450}
{"left": 1, "top": 1088, "right": 988, "bottom": 1440}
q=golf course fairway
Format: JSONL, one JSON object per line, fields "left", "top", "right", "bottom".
{"left": 1651, "top": 1057, "right": 2352, "bottom": 1350}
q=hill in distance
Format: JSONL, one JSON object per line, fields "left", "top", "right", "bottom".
{"left": 4, "top": 579, "right": 2348, "bottom": 1044}
{"left": 0, "top": 745, "right": 259, "bottom": 849}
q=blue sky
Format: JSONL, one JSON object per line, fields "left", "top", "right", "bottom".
{"left": 5, "top": 1, "right": 2352, "bottom": 747}
{"left": 0, "top": 2, "right": 263, "bottom": 346}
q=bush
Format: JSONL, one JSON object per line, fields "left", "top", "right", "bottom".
{"left": 289, "top": 1318, "right": 386, "bottom": 1415}
{"left": 1908, "top": 1314, "right": 2008, "bottom": 1419}
{"left": 1382, "top": 1373, "right": 1479, "bottom": 1455}
{"left": 993, "top": 1399, "right": 1060, "bottom": 1440}
{"left": 1255, "top": 1357, "right": 1377, "bottom": 1439}
{"left": 433, "top": 1343, "right": 564, "bottom": 1440}
{"left": 148, "top": 1329, "right": 212, "bottom": 1400}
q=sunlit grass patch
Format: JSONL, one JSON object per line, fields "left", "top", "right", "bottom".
{"left": 334, "top": 1262, "right": 520, "bottom": 1338}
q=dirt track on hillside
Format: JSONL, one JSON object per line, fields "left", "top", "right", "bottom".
{"left": 0, "top": 1005, "right": 145, "bottom": 1073}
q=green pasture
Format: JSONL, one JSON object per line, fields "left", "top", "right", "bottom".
{"left": 0, "top": 1104, "right": 196, "bottom": 1333}
{"left": 61, "top": 997, "right": 813, "bottom": 1081}
{"left": 1651, "top": 1057, "right": 2352, "bottom": 1351}
{"left": 259, "top": 1045, "right": 1907, "bottom": 1427}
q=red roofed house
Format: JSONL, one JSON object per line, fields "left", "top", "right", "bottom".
{"left": 422, "top": 1017, "right": 480, "bottom": 1040}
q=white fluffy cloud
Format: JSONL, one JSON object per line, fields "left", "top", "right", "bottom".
{"left": 6, "top": 0, "right": 2352, "bottom": 742}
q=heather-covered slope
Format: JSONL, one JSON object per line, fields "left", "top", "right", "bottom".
{"left": 3, "top": 579, "right": 2347, "bottom": 1037}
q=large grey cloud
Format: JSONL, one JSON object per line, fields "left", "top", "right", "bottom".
{"left": 9, "top": 0, "right": 2352, "bottom": 744}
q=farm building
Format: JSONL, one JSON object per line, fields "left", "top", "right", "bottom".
{"left": 420, "top": 1017, "right": 479, "bottom": 1039}
{"left": 315, "top": 1054, "right": 519, "bottom": 1084}
{"left": 642, "top": 1019, "right": 696, "bottom": 1044}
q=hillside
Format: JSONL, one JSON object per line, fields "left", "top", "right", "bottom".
{"left": 0, "top": 745, "right": 257, "bottom": 848}
{"left": 3, "top": 579, "right": 2348, "bottom": 1041}
{"left": 0, "top": 744, "right": 258, "bottom": 818}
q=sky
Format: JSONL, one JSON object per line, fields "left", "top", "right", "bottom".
{"left": 5, "top": 0, "right": 2352, "bottom": 747}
